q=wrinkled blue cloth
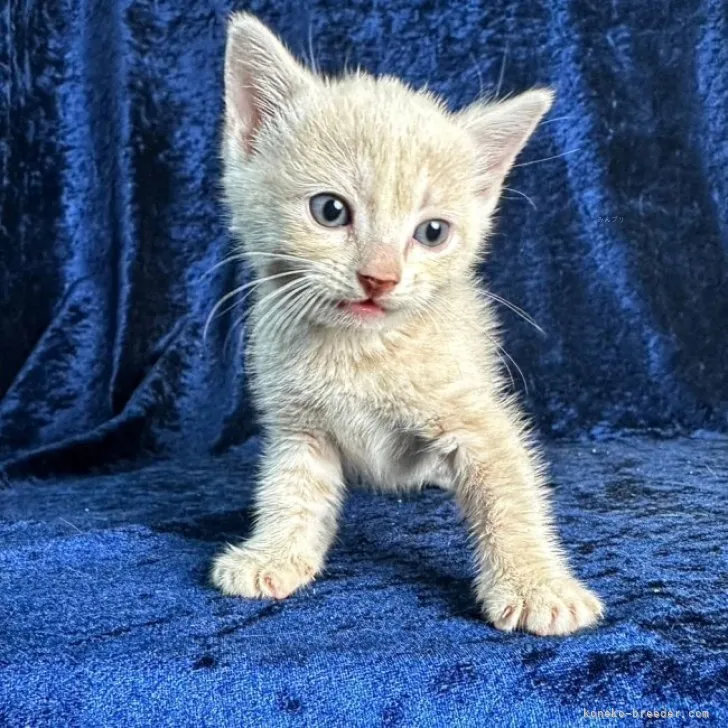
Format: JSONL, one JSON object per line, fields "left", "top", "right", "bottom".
{"left": 1, "top": 438, "right": 727, "bottom": 725}
{"left": 1, "top": 0, "right": 727, "bottom": 725}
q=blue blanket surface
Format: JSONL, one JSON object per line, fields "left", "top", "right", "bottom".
{"left": 1, "top": 0, "right": 727, "bottom": 725}
{"left": 2, "top": 438, "right": 727, "bottom": 725}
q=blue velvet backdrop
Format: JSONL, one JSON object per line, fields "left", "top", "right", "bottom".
{"left": 1, "top": 1, "right": 727, "bottom": 725}
{"left": 2, "top": 0, "right": 727, "bottom": 476}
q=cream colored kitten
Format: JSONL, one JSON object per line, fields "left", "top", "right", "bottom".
{"left": 210, "top": 13, "right": 604, "bottom": 636}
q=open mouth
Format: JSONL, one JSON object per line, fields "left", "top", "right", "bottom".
{"left": 336, "top": 298, "right": 386, "bottom": 319}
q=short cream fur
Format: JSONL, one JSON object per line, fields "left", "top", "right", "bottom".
{"left": 211, "top": 13, "right": 604, "bottom": 636}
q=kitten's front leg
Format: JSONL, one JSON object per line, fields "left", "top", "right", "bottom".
{"left": 447, "top": 410, "right": 604, "bottom": 635}
{"left": 211, "top": 431, "right": 344, "bottom": 600}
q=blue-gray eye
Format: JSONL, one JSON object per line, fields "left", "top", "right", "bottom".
{"left": 310, "top": 194, "right": 351, "bottom": 227}
{"left": 414, "top": 219, "right": 450, "bottom": 247}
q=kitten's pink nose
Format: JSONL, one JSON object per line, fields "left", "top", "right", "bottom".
{"left": 357, "top": 272, "right": 400, "bottom": 299}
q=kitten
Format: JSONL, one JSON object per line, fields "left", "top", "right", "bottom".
{"left": 211, "top": 13, "right": 604, "bottom": 636}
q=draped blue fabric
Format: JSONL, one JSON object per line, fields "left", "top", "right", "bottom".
{"left": 1, "top": 1, "right": 726, "bottom": 725}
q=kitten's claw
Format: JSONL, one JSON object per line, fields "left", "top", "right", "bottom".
{"left": 484, "top": 575, "right": 604, "bottom": 636}
{"left": 211, "top": 545, "right": 317, "bottom": 599}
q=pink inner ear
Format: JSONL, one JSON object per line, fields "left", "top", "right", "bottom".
{"left": 473, "top": 132, "right": 539, "bottom": 199}
{"left": 479, "top": 140, "right": 524, "bottom": 195}
{"left": 460, "top": 90, "right": 554, "bottom": 196}
{"left": 223, "top": 16, "right": 315, "bottom": 157}
{"left": 226, "top": 73, "right": 262, "bottom": 154}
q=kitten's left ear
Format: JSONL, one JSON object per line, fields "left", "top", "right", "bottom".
{"left": 225, "top": 13, "right": 316, "bottom": 154}
{"left": 457, "top": 89, "right": 554, "bottom": 195}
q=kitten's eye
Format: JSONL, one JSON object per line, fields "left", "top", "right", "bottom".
{"left": 310, "top": 194, "right": 351, "bottom": 227}
{"left": 413, "top": 219, "right": 450, "bottom": 247}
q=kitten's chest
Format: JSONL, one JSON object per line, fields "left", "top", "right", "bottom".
{"left": 322, "top": 386, "right": 442, "bottom": 489}
{"left": 256, "top": 331, "right": 456, "bottom": 486}
{"left": 290, "top": 346, "right": 445, "bottom": 487}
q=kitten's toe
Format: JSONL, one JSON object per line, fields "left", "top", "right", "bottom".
{"left": 485, "top": 575, "right": 604, "bottom": 636}
{"left": 211, "top": 545, "right": 317, "bottom": 599}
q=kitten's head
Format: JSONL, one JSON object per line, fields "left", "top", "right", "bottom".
{"left": 222, "top": 13, "right": 552, "bottom": 332}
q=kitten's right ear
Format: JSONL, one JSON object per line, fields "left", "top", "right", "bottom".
{"left": 225, "top": 13, "right": 314, "bottom": 154}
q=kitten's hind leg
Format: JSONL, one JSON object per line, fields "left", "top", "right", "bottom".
{"left": 211, "top": 431, "right": 345, "bottom": 599}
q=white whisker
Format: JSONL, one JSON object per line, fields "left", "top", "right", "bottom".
{"left": 484, "top": 291, "right": 545, "bottom": 336}
{"left": 223, "top": 311, "right": 248, "bottom": 358}
{"left": 495, "top": 43, "right": 508, "bottom": 99}
{"left": 492, "top": 345, "right": 517, "bottom": 392}
{"left": 513, "top": 148, "right": 580, "bottom": 169}
{"left": 487, "top": 334, "right": 527, "bottom": 394}
{"left": 222, "top": 277, "right": 307, "bottom": 356}
{"left": 240, "top": 250, "right": 351, "bottom": 288}
{"left": 279, "top": 287, "right": 320, "bottom": 339}
{"left": 307, "top": 20, "right": 318, "bottom": 74}
{"left": 469, "top": 52, "right": 485, "bottom": 99}
{"left": 540, "top": 115, "right": 574, "bottom": 126}
{"left": 213, "top": 269, "right": 312, "bottom": 323}
{"left": 251, "top": 280, "right": 310, "bottom": 341}
{"left": 263, "top": 282, "right": 312, "bottom": 339}
{"left": 203, "top": 269, "right": 310, "bottom": 342}
{"left": 502, "top": 185, "right": 537, "bottom": 211}
{"left": 201, "top": 253, "right": 246, "bottom": 279}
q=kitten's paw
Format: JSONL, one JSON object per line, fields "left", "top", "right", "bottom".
{"left": 210, "top": 545, "right": 318, "bottom": 599}
{"left": 484, "top": 575, "right": 604, "bottom": 636}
